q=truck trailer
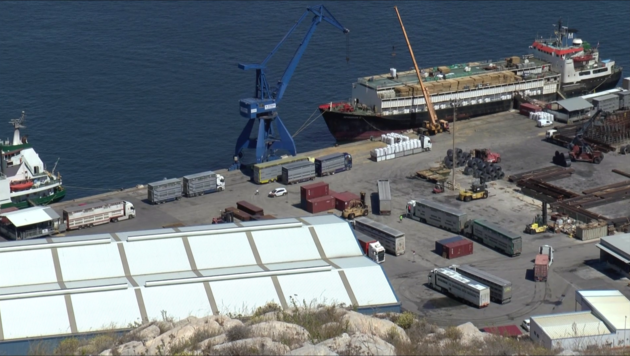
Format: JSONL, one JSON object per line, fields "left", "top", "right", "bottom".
{"left": 183, "top": 171, "right": 225, "bottom": 197}
{"left": 534, "top": 254, "right": 549, "bottom": 282}
{"left": 315, "top": 153, "right": 352, "bottom": 176}
{"left": 465, "top": 219, "right": 522, "bottom": 257}
{"left": 148, "top": 178, "right": 183, "bottom": 204}
{"left": 377, "top": 180, "right": 392, "bottom": 215}
{"left": 253, "top": 156, "right": 312, "bottom": 184}
{"left": 354, "top": 229, "right": 386, "bottom": 264}
{"left": 354, "top": 217, "right": 405, "bottom": 255}
{"left": 451, "top": 264, "right": 512, "bottom": 304}
{"left": 407, "top": 198, "right": 468, "bottom": 234}
{"left": 64, "top": 199, "right": 136, "bottom": 230}
{"left": 427, "top": 268, "right": 490, "bottom": 308}
{"left": 281, "top": 160, "right": 316, "bottom": 185}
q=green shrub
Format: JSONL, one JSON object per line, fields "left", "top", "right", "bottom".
{"left": 395, "top": 311, "right": 416, "bottom": 330}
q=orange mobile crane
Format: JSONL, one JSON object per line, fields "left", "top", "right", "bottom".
{"left": 394, "top": 6, "right": 445, "bottom": 135}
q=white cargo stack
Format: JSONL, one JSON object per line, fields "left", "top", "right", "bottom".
{"left": 371, "top": 133, "right": 432, "bottom": 162}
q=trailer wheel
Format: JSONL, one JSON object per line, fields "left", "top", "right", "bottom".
{"left": 483, "top": 191, "right": 488, "bottom": 199}
{"left": 593, "top": 156, "right": 602, "bottom": 164}
{"left": 348, "top": 213, "right": 355, "bottom": 220}
{"left": 464, "top": 196, "right": 472, "bottom": 202}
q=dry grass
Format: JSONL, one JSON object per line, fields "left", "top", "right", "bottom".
{"left": 169, "top": 327, "right": 222, "bottom": 355}
{"left": 277, "top": 298, "right": 349, "bottom": 343}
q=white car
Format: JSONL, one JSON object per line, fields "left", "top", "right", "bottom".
{"left": 268, "top": 188, "right": 287, "bottom": 197}
{"left": 521, "top": 319, "right": 530, "bottom": 332}
{"left": 537, "top": 118, "right": 553, "bottom": 127}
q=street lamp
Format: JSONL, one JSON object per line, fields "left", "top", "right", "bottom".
{"left": 451, "top": 100, "right": 459, "bottom": 191}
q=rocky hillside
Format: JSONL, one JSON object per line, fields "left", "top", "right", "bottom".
{"left": 38, "top": 303, "right": 585, "bottom": 356}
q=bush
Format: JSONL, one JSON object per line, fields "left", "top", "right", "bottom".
{"left": 395, "top": 312, "right": 416, "bottom": 330}
{"left": 252, "top": 302, "right": 282, "bottom": 318}
{"left": 53, "top": 338, "right": 80, "bottom": 355}
{"left": 444, "top": 326, "right": 462, "bottom": 340}
{"left": 227, "top": 324, "right": 251, "bottom": 342}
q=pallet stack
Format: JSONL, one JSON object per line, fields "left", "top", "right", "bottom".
{"left": 301, "top": 182, "right": 335, "bottom": 214}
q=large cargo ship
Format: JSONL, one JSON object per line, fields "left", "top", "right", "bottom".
{"left": 0, "top": 112, "right": 65, "bottom": 209}
{"left": 320, "top": 20, "right": 622, "bottom": 141}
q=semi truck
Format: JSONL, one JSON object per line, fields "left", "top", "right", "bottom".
{"left": 281, "top": 160, "right": 316, "bottom": 185}
{"left": 354, "top": 217, "right": 405, "bottom": 256}
{"left": 464, "top": 219, "right": 522, "bottom": 257}
{"left": 354, "top": 230, "right": 386, "bottom": 264}
{"left": 252, "top": 156, "right": 312, "bottom": 184}
{"left": 407, "top": 198, "right": 468, "bottom": 234}
{"left": 183, "top": 171, "right": 225, "bottom": 197}
{"left": 534, "top": 254, "right": 549, "bottom": 282}
{"left": 148, "top": 178, "right": 183, "bottom": 204}
{"left": 427, "top": 267, "right": 490, "bottom": 308}
{"left": 450, "top": 264, "right": 512, "bottom": 304}
{"left": 377, "top": 180, "right": 392, "bottom": 215}
{"left": 539, "top": 245, "right": 554, "bottom": 266}
{"left": 315, "top": 153, "right": 352, "bottom": 176}
{"left": 63, "top": 199, "right": 136, "bottom": 230}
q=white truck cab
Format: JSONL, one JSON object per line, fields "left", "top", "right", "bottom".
{"left": 124, "top": 201, "right": 136, "bottom": 218}
{"left": 368, "top": 241, "right": 386, "bottom": 264}
{"left": 216, "top": 174, "right": 226, "bottom": 191}
{"left": 545, "top": 129, "right": 557, "bottom": 140}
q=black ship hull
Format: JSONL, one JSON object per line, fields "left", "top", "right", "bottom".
{"left": 560, "top": 69, "right": 623, "bottom": 97}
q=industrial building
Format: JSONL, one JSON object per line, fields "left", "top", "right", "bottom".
{"left": 530, "top": 290, "right": 630, "bottom": 350}
{"left": 0, "top": 215, "right": 399, "bottom": 347}
{"left": 596, "top": 234, "right": 630, "bottom": 277}
{"left": 0, "top": 206, "right": 64, "bottom": 240}
{"left": 545, "top": 97, "right": 593, "bottom": 123}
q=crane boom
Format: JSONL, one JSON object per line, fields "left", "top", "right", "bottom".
{"left": 394, "top": 6, "right": 439, "bottom": 128}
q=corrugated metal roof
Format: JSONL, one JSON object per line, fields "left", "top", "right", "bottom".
{"left": 415, "top": 198, "right": 466, "bottom": 216}
{"left": 592, "top": 93, "right": 620, "bottom": 102}
{"left": 0, "top": 206, "right": 59, "bottom": 227}
{"left": 532, "top": 311, "right": 611, "bottom": 339}
{"left": 600, "top": 233, "right": 630, "bottom": 258}
{"left": 183, "top": 171, "right": 216, "bottom": 180}
{"left": 581, "top": 293, "right": 630, "bottom": 331}
{"left": 557, "top": 97, "right": 593, "bottom": 112}
{"left": 377, "top": 180, "right": 391, "bottom": 201}
{"left": 473, "top": 219, "right": 521, "bottom": 240}
{"left": 0, "top": 216, "right": 400, "bottom": 341}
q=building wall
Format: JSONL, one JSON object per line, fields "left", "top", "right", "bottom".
{"left": 600, "top": 250, "right": 630, "bottom": 277}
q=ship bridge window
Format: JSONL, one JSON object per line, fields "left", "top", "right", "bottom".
{"left": 593, "top": 68, "right": 608, "bottom": 74}
{"left": 34, "top": 166, "right": 40, "bottom": 174}
{"left": 579, "top": 71, "right": 591, "bottom": 76}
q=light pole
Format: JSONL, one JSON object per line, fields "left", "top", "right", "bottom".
{"left": 625, "top": 315, "right": 627, "bottom": 351}
{"left": 451, "top": 100, "right": 458, "bottom": 191}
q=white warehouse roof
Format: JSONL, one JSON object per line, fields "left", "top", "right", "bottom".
{"left": 532, "top": 311, "right": 611, "bottom": 339}
{"left": 0, "top": 206, "right": 60, "bottom": 227}
{"left": 576, "top": 290, "right": 630, "bottom": 332}
{"left": 0, "top": 215, "right": 400, "bottom": 342}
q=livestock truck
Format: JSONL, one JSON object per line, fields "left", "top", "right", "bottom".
{"left": 450, "top": 264, "right": 512, "bottom": 304}
{"left": 354, "top": 217, "right": 405, "bottom": 256}
{"left": 377, "top": 180, "right": 392, "bottom": 215}
{"left": 464, "top": 219, "right": 522, "bottom": 257}
{"left": 315, "top": 153, "right": 352, "bottom": 176}
{"left": 427, "top": 267, "right": 490, "bottom": 308}
{"left": 148, "top": 178, "right": 183, "bottom": 204}
{"left": 252, "top": 156, "right": 313, "bottom": 184}
{"left": 354, "top": 229, "right": 386, "bottom": 263}
{"left": 281, "top": 160, "right": 316, "bottom": 185}
{"left": 183, "top": 171, "right": 225, "bottom": 197}
{"left": 63, "top": 199, "right": 136, "bottom": 230}
{"left": 407, "top": 198, "right": 468, "bottom": 234}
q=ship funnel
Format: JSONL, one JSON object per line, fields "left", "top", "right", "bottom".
{"left": 390, "top": 68, "right": 397, "bottom": 79}
{"left": 572, "top": 38, "right": 583, "bottom": 46}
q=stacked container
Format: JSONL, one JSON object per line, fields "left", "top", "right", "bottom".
{"left": 300, "top": 182, "right": 335, "bottom": 213}
{"left": 435, "top": 236, "right": 473, "bottom": 259}
{"left": 305, "top": 195, "right": 335, "bottom": 214}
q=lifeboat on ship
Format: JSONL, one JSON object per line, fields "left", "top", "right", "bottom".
{"left": 573, "top": 54, "right": 593, "bottom": 63}
{"left": 10, "top": 180, "right": 34, "bottom": 192}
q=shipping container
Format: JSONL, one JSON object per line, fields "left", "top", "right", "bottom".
{"left": 236, "top": 201, "right": 264, "bottom": 216}
{"left": 305, "top": 195, "right": 335, "bottom": 214}
{"left": 148, "top": 178, "right": 183, "bottom": 204}
{"left": 407, "top": 199, "right": 468, "bottom": 234}
{"left": 519, "top": 103, "right": 542, "bottom": 116}
{"left": 377, "top": 180, "right": 392, "bottom": 215}
{"left": 435, "top": 236, "right": 464, "bottom": 256}
{"left": 452, "top": 264, "right": 512, "bottom": 304}
{"left": 592, "top": 94, "right": 620, "bottom": 113}
{"left": 576, "top": 224, "right": 608, "bottom": 241}
{"left": 225, "top": 207, "right": 252, "bottom": 221}
{"left": 281, "top": 160, "right": 316, "bottom": 185}
{"left": 183, "top": 171, "right": 225, "bottom": 197}
{"left": 354, "top": 217, "right": 405, "bottom": 255}
{"left": 616, "top": 91, "right": 630, "bottom": 109}
{"left": 300, "top": 182, "right": 329, "bottom": 201}
{"left": 315, "top": 152, "right": 352, "bottom": 176}
{"left": 253, "top": 156, "right": 312, "bottom": 184}
{"left": 441, "top": 239, "right": 473, "bottom": 259}
{"left": 465, "top": 219, "right": 522, "bottom": 257}
{"left": 334, "top": 191, "right": 360, "bottom": 211}
{"left": 63, "top": 199, "right": 136, "bottom": 230}
{"left": 251, "top": 214, "right": 276, "bottom": 221}
{"left": 427, "top": 268, "right": 490, "bottom": 308}
{"left": 623, "top": 77, "right": 630, "bottom": 91}
{"left": 534, "top": 254, "right": 549, "bottom": 282}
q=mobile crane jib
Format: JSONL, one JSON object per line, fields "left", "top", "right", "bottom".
{"left": 230, "top": 5, "right": 349, "bottom": 171}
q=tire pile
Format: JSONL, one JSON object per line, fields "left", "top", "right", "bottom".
{"left": 443, "top": 147, "right": 470, "bottom": 169}
{"left": 444, "top": 147, "right": 505, "bottom": 182}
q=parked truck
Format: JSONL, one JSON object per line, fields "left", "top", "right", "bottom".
{"left": 148, "top": 178, "right": 183, "bottom": 204}
{"left": 315, "top": 153, "right": 352, "bottom": 176}
{"left": 253, "top": 156, "right": 312, "bottom": 184}
{"left": 281, "top": 160, "right": 316, "bottom": 185}
{"left": 407, "top": 198, "right": 468, "bottom": 234}
{"left": 539, "top": 245, "right": 554, "bottom": 266}
{"left": 427, "top": 267, "right": 490, "bottom": 308}
{"left": 183, "top": 171, "right": 225, "bottom": 197}
{"left": 450, "top": 264, "right": 512, "bottom": 304}
{"left": 377, "top": 180, "right": 392, "bottom": 215}
{"left": 354, "top": 217, "right": 405, "bottom": 256}
{"left": 63, "top": 199, "right": 136, "bottom": 230}
{"left": 354, "top": 230, "right": 386, "bottom": 263}
{"left": 534, "top": 254, "right": 549, "bottom": 282}
{"left": 464, "top": 219, "right": 522, "bottom": 257}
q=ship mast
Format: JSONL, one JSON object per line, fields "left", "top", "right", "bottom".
{"left": 10, "top": 111, "right": 26, "bottom": 146}
{"left": 393, "top": 6, "right": 440, "bottom": 133}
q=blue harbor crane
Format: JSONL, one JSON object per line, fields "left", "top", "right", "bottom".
{"left": 230, "top": 5, "right": 349, "bottom": 171}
